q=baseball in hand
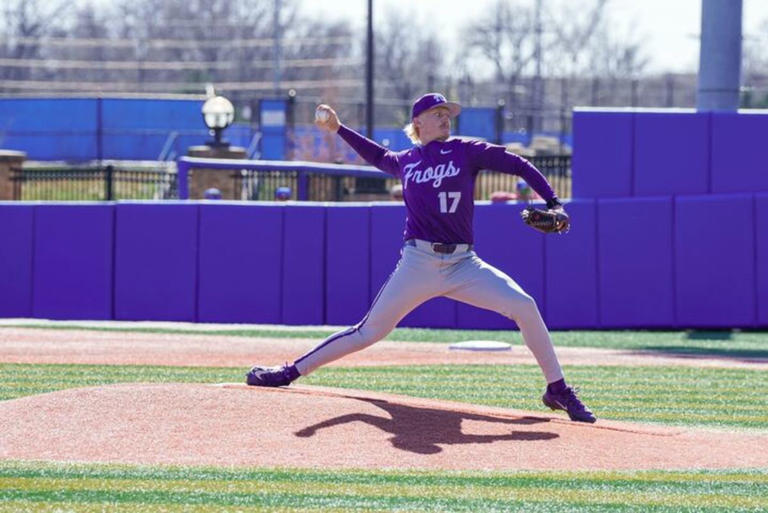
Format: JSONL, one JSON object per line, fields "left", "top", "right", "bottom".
{"left": 315, "top": 107, "right": 330, "bottom": 123}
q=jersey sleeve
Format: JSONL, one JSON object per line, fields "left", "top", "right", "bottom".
{"left": 466, "top": 140, "right": 557, "bottom": 203}
{"left": 337, "top": 124, "right": 400, "bottom": 177}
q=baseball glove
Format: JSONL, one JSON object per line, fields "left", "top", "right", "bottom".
{"left": 521, "top": 207, "right": 570, "bottom": 234}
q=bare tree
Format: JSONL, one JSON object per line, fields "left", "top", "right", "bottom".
{"left": 374, "top": 7, "right": 446, "bottom": 123}
{"left": 459, "top": 0, "right": 536, "bottom": 109}
{"left": 742, "top": 18, "right": 768, "bottom": 107}
{"left": 0, "top": 0, "right": 69, "bottom": 84}
{"left": 112, "top": 0, "right": 277, "bottom": 93}
{"left": 546, "top": 0, "right": 609, "bottom": 76}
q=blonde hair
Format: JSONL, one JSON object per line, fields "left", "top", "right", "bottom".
{"left": 404, "top": 122, "right": 421, "bottom": 144}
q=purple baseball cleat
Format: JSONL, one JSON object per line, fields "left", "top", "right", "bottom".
{"left": 245, "top": 363, "right": 300, "bottom": 387}
{"left": 542, "top": 386, "right": 596, "bottom": 423}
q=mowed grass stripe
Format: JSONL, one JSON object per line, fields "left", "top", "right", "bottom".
{"left": 0, "top": 463, "right": 766, "bottom": 512}
{"left": 2, "top": 487, "right": 767, "bottom": 511}
{"left": 4, "top": 463, "right": 768, "bottom": 487}
{"left": 5, "top": 324, "right": 768, "bottom": 355}
{"left": 6, "top": 476, "right": 765, "bottom": 496}
{"left": 0, "top": 363, "right": 766, "bottom": 429}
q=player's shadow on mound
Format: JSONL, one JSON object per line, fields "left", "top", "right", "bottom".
{"left": 294, "top": 397, "right": 557, "bottom": 454}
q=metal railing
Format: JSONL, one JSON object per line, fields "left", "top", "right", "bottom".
{"left": 477, "top": 155, "right": 572, "bottom": 201}
{"left": 223, "top": 155, "right": 571, "bottom": 202}
{"left": 10, "top": 164, "right": 178, "bottom": 201}
{"left": 8, "top": 155, "right": 569, "bottom": 202}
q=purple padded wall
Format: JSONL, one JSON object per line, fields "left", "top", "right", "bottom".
{"left": 572, "top": 110, "right": 634, "bottom": 198}
{"left": 634, "top": 112, "right": 710, "bottom": 196}
{"left": 198, "top": 203, "right": 283, "bottom": 323}
{"left": 0, "top": 204, "right": 34, "bottom": 317}
{"left": 368, "top": 204, "right": 455, "bottom": 329}
{"left": 401, "top": 284, "right": 457, "bottom": 328}
{"left": 326, "top": 205, "right": 371, "bottom": 326}
{"left": 282, "top": 205, "right": 325, "bottom": 325}
{"left": 597, "top": 197, "right": 674, "bottom": 327}
{"left": 456, "top": 203, "right": 544, "bottom": 330}
{"left": 369, "top": 203, "right": 405, "bottom": 305}
{"left": 757, "top": 194, "right": 768, "bottom": 327}
{"left": 114, "top": 202, "right": 198, "bottom": 321}
{"left": 675, "top": 194, "right": 755, "bottom": 327}
{"left": 33, "top": 204, "right": 113, "bottom": 320}
{"left": 544, "top": 200, "right": 598, "bottom": 329}
{"left": 711, "top": 113, "right": 768, "bottom": 194}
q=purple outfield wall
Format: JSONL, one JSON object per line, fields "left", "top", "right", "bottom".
{"left": 572, "top": 109, "right": 768, "bottom": 199}
{"left": 0, "top": 197, "right": 764, "bottom": 329}
{"left": 0, "top": 203, "right": 35, "bottom": 318}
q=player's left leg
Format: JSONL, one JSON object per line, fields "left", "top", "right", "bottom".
{"left": 443, "top": 253, "right": 596, "bottom": 423}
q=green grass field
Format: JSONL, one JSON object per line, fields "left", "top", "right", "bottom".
{"left": 0, "top": 462, "right": 765, "bottom": 512}
{"left": 1, "top": 326, "right": 767, "bottom": 512}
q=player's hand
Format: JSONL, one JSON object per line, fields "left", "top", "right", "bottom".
{"left": 314, "top": 104, "right": 340, "bottom": 133}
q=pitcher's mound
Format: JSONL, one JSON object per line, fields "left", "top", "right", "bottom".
{"left": 0, "top": 383, "right": 765, "bottom": 470}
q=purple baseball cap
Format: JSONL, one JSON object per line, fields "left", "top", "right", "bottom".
{"left": 411, "top": 93, "right": 461, "bottom": 119}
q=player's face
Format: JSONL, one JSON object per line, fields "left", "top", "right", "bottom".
{"left": 415, "top": 106, "right": 451, "bottom": 143}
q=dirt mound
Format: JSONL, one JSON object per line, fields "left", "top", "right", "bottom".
{"left": 1, "top": 383, "right": 765, "bottom": 470}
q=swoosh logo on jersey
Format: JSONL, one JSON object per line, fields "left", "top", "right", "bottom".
{"left": 440, "top": 149, "right": 452, "bottom": 154}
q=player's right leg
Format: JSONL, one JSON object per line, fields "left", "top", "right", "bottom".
{"left": 246, "top": 244, "right": 439, "bottom": 386}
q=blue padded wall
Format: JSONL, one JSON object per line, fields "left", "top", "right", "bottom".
{"left": 457, "top": 107, "right": 496, "bottom": 141}
{"left": 32, "top": 204, "right": 113, "bottom": 320}
{"left": 282, "top": 205, "right": 325, "bottom": 324}
{"left": 326, "top": 205, "right": 371, "bottom": 326}
{"left": 0, "top": 204, "right": 35, "bottom": 317}
{"left": 0, "top": 98, "right": 98, "bottom": 161}
{"left": 572, "top": 110, "right": 634, "bottom": 198}
{"left": 633, "top": 112, "right": 710, "bottom": 196}
{"left": 544, "top": 199, "right": 598, "bottom": 329}
{"left": 101, "top": 98, "right": 205, "bottom": 160}
{"left": 711, "top": 113, "right": 768, "bottom": 194}
{"left": 456, "top": 203, "right": 544, "bottom": 330}
{"left": 114, "top": 202, "right": 198, "bottom": 321}
{"left": 597, "top": 197, "right": 675, "bottom": 327}
{"left": 757, "top": 194, "right": 768, "bottom": 327}
{"left": 198, "top": 203, "right": 283, "bottom": 324}
{"left": 675, "top": 194, "right": 755, "bottom": 327}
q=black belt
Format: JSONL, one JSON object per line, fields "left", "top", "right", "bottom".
{"left": 405, "top": 239, "right": 472, "bottom": 254}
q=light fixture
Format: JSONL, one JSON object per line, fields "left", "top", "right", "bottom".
{"left": 201, "top": 95, "right": 235, "bottom": 147}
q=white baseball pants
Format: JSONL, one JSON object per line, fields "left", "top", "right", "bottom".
{"left": 294, "top": 239, "right": 564, "bottom": 383}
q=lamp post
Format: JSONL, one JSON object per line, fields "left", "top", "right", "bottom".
{"left": 186, "top": 93, "right": 246, "bottom": 200}
{"left": 201, "top": 95, "right": 235, "bottom": 147}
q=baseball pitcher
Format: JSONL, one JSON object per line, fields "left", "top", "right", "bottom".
{"left": 246, "top": 93, "right": 595, "bottom": 423}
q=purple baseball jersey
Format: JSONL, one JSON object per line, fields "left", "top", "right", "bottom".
{"left": 338, "top": 125, "right": 557, "bottom": 244}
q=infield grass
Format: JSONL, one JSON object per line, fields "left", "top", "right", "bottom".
{"left": 0, "top": 461, "right": 766, "bottom": 512}
{"left": 4, "top": 324, "right": 768, "bottom": 359}
{"left": 2, "top": 362, "right": 766, "bottom": 430}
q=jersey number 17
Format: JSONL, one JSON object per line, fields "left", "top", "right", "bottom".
{"left": 438, "top": 191, "right": 461, "bottom": 214}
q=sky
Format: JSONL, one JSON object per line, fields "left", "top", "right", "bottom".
{"left": 300, "top": 0, "right": 768, "bottom": 74}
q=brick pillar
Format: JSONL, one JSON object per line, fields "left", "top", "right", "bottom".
{"left": 186, "top": 145, "right": 247, "bottom": 200}
{"left": 0, "top": 150, "right": 26, "bottom": 200}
